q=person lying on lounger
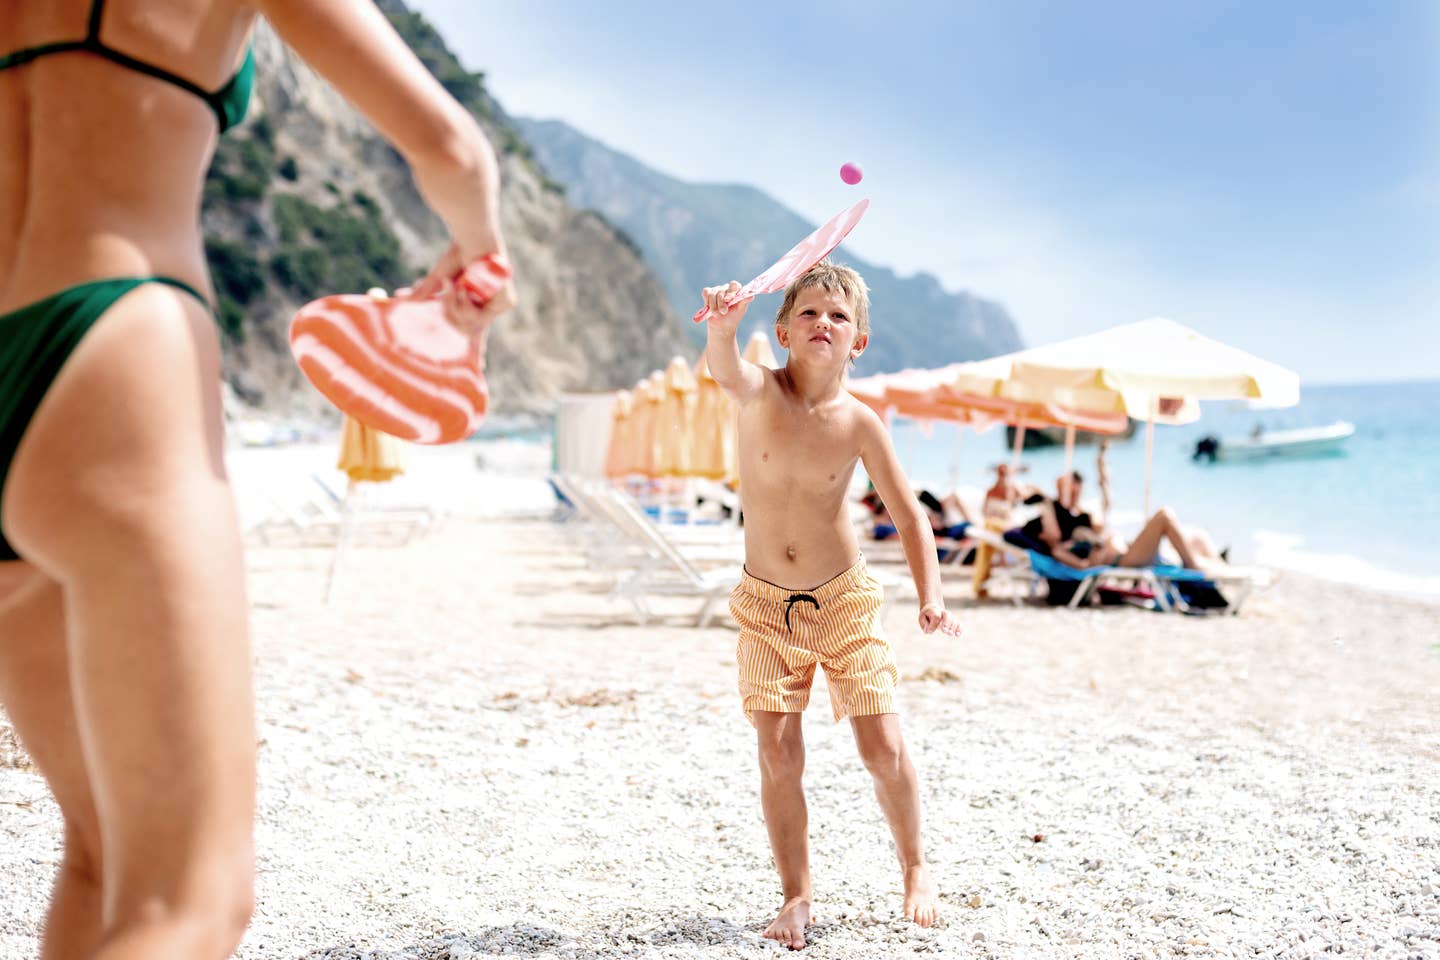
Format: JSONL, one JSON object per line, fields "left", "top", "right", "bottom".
{"left": 863, "top": 486, "right": 970, "bottom": 544}
{"left": 1050, "top": 508, "right": 1227, "bottom": 573}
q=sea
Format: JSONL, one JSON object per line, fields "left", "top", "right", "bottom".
{"left": 884, "top": 379, "right": 1440, "bottom": 602}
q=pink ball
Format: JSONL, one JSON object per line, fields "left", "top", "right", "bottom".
{"left": 839, "top": 162, "right": 864, "bottom": 185}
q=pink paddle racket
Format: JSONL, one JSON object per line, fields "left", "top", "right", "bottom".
{"left": 691, "top": 198, "right": 870, "bottom": 323}
{"left": 290, "top": 254, "right": 512, "bottom": 444}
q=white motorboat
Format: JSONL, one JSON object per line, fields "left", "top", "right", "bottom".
{"left": 1193, "top": 421, "right": 1355, "bottom": 462}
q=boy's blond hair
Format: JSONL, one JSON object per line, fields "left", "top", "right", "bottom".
{"left": 774, "top": 259, "right": 870, "bottom": 336}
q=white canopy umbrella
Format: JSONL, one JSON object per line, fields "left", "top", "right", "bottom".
{"left": 1007, "top": 318, "right": 1300, "bottom": 515}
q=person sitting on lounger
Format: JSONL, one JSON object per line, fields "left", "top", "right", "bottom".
{"left": 862, "top": 486, "right": 970, "bottom": 564}
{"left": 1003, "top": 470, "right": 1093, "bottom": 555}
{"left": 1050, "top": 507, "right": 1227, "bottom": 573}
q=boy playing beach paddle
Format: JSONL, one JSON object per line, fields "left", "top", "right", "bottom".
{"left": 701, "top": 261, "right": 961, "bottom": 949}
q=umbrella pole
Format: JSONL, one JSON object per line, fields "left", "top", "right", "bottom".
{"left": 904, "top": 418, "right": 917, "bottom": 477}
{"left": 950, "top": 422, "right": 964, "bottom": 489}
{"left": 325, "top": 479, "right": 359, "bottom": 604}
{"left": 1063, "top": 424, "right": 1076, "bottom": 480}
{"left": 1143, "top": 395, "right": 1157, "bottom": 519}
{"left": 1010, "top": 420, "right": 1027, "bottom": 472}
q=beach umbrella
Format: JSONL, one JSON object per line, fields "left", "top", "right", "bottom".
{"left": 691, "top": 354, "right": 736, "bottom": 482}
{"left": 328, "top": 415, "right": 407, "bottom": 603}
{"left": 847, "top": 372, "right": 894, "bottom": 418}
{"left": 941, "top": 349, "right": 1200, "bottom": 476}
{"left": 337, "top": 414, "right": 406, "bottom": 483}
{"left": 630, "top": 371, "right": 664, "bottom": 479}
{"left": 1007, "top": 318, "right": 1300, "bottom": 514}
{"left": 1008, "top": 318, "right": 1300, "bottom": 402}
{"left": 656, "top": 356, "right": 699, "bottom": 477}
{"left": 604, "top": 389, "right": 636, "bottom": 478}
{"left": 846, "top": 368, "right": 1003, "bottom": 484}
{"left": 743, "top": 331, "right": 779, "bottom": 369}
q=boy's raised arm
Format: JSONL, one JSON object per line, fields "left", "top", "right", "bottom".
{"left": 858, "top": 410, "right": 962, "bottom": 637}
{"left": 701, "top": 281, "right": 767, "bottom": 404}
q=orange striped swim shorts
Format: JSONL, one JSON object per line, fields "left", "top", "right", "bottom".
{"left": 729, "top": 557, "right": 898, "bottom": 725}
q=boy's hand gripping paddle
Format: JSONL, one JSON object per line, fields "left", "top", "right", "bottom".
{"left": 691, "top": 198, "right": 870, "bottom": 323}
{"left": 289, "top": 254, "right": 512, "bottom": 445}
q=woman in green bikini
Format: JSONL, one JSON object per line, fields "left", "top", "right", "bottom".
{"left": 0, "top": 2, "right": 514, "bottom": 956}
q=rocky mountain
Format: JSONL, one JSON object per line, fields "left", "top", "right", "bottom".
{"left": 203, "top": 3, "right": 689, "bottom": 425}
{"left": 515, "top": 118, "right": 1025, "bottom": 375}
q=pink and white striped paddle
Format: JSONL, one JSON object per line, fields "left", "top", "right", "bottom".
{"left": 691, "top": 198, "right": 870, "bottom": 323}
{"left": 290, "top": 254, "right": 512, "bottom": 445}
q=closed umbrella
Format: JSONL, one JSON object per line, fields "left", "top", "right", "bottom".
{"left": 743, "top": 331, "right": 779, "bottom": 369}
{"left": 691, "top": 354, "right": 736, "bottom": 482}
{"left": 328, "top": 415, "right": 407, "bottom": 602}
{"left": 631, "top": 371, "right": 664, "bottom": 479}
{"left": 656, "top": 356, "right": 698, "bottom": 477}
{"left": 604, "top": 389, "right": 636, "bottom": 478}
{"left": 337, "top": 414, "right": 406, "bottom": 483}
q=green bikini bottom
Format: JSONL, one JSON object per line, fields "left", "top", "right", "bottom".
{"left": 0, "top": 275, "right": 211, "bottom": 561}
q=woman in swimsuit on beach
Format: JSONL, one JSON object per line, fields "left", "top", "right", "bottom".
{"left": 0, "top": 2, "right": 513, "bottom": 956}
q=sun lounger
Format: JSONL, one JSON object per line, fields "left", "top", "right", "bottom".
{"left": 311, "top": 473, "right": 443, "bottom": 531}
{"left": 592, "top": 485, "right": 742, "bottom": 627}
{"left": 555, "top": 475, "right": 741, "bottom": 572}
{"left": 586, "top": 482, "right": 900, "bottom": 627}
{"left": 246, "top": 480, "right": 428, "bottom": 548}
{"left": 965, "top": 525, "right": 1038, "bottom": 604}
{"left": 1026, "top": 551, "right": 1266, "bottom": 614}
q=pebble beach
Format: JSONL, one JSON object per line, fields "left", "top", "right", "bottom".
{"left": 2, "top": 447, "right": 1438, "bottom": 959}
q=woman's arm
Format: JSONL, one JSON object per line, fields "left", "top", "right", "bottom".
{"left": 257, "top": 1, "right": 500, "bottom": 258}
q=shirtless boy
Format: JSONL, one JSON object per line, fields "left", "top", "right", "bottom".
{"left": 701, "top": 261, "right": 961, "bottom": 950}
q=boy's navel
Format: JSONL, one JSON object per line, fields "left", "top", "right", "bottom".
{"left": 762, "top": 452, "right": 769, "bottom": 462}
{"left": 785, "top": 544, "right": 797, "bottom": 561}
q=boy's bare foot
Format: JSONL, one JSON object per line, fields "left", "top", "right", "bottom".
{"left": 763, "top": 896, "right": 813, "bottom": 950}
{"left": 902, "top": 863, "right": 940, "bottom": 927}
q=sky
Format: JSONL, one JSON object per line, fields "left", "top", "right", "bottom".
{"left": 408, "top": 1, "right": 1438, "bottom": 385}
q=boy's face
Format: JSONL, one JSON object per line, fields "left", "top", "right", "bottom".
{"left": 775, "top": 287, "right": 867, "bottom": 369}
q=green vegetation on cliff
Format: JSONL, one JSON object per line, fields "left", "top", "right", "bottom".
{"left": 203, "top": 119, "right": 411, "bottom": 342}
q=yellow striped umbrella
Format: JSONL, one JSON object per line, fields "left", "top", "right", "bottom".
{"left": 691, "top": 354, "right": 736, "bottom": 481}
{"left": 630, "top": 371, "right": 665, "bottom": 479}
{"left": 336, "top": 414, "right": 406, "bottom": 483}
{"left": 328, "top": 414, "right": 407, "bottom": 603}
{"left": 656, "top": 356, "right": 699, "bottom": 477}
{"left": 742, "top": 331, "right": 779, "bottom": 369}
{"left": 604, "top": 389, "right": 636, "bottom": 478}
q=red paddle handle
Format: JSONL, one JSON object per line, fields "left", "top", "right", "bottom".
{"left": 457, "top": 253, "right": 513, "bottom": 308}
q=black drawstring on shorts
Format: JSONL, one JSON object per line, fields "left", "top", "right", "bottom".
{"left": 783, "top": 592, "right": 820, "bottom": 632}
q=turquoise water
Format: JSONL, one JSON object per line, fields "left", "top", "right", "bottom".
{"left": 885, "top": 379, "right": 1440, "bottom": 597}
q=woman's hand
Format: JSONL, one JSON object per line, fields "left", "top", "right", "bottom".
{"left": 413, "top": 242, "right": 517, "bottom": 340}
{"left": 919, "top": 603, "right": 962, "bottom": 637}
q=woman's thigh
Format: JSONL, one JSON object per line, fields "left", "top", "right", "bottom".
{"left": 0, "top": 562, "right": 100, "bottom": 858}
{"left": 0, "top": 283, "right": 253, "bottom": 904}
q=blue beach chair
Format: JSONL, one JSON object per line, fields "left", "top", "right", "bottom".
{"left": 1026, "top": 551, "right": 1215, "bottom": 612}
